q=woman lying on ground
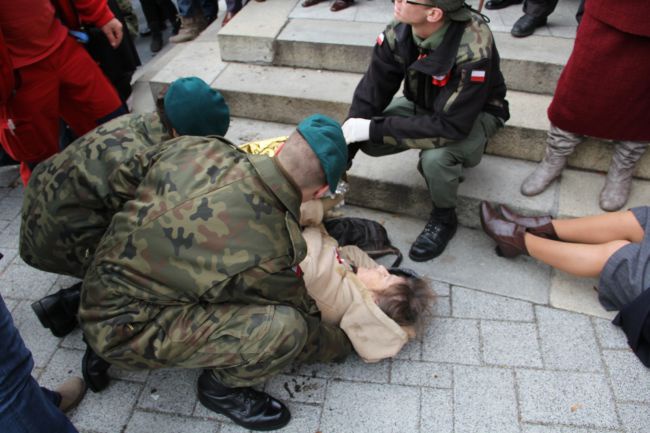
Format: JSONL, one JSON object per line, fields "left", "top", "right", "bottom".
{"left": 299, "top": 197, "right": 435, "bottom": 362}
{"left": 480, "top": 201, "right": 650, "bottom": 367}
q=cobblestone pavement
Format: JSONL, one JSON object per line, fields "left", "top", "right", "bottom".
{"left": 1, "top": 165, "right": 649, "bottom": 433}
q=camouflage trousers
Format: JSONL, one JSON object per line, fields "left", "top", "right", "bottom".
{"left": 360, "top": 97, "right": 502, "bottom": 208}
{"left": 85, "top": 303, "right": 308, "bottom": 388}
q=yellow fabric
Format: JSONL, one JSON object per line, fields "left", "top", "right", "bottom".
{"left": 238, "top": 136, "right": 288, "bottom": 156}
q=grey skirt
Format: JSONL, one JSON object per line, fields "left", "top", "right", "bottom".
{"left": 599, "top": 206, "right": 650, "bottom": 311}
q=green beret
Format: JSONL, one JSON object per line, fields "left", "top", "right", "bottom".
{"left": 164, "top": 77, "right": 230, "bottom": 137}
{"left": 297, "top": 114, "right": 348, "bottom": 194}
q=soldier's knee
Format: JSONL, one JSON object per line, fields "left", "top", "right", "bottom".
{"left": 264, "top": 306, "right": 308, "bottom": 360}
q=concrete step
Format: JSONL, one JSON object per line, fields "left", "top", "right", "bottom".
{"left": 273, "top": 20, "right": 571, "bottom": 96}
{"left": 222, "top": 117, "right": 650, "bottom": 232}
{"left": 171, "top": 63, "right": 649, "bottom": 179}
{"left": 218, "top": 0, "right": 573, "bottom": 95}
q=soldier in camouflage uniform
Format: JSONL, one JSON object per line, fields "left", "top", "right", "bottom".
{"left": 29, "top": 113, "right": 349, "bottom": 430}
{"left": 24, "top": 77, "right": 229, "bottom": 336}
{"left": 343, "top": 0, "right": 510, "bottom": 262}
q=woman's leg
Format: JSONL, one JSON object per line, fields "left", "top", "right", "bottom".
{"left": 552, "top": 210, "right": 644, "bottom": 244}
{"left": 525, "top": 233, "right": 630, "bottom": 277}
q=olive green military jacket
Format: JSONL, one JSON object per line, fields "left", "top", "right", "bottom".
{"left": 20, "top": 112, "right": 170, "bottom": 278}
{"left": 79, "top": 136, "right": 351, "bottom": 368}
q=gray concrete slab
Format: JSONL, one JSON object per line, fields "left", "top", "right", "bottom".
{"left": 264, "top": 373, "right": 328, "bottom": 403}
{"left": 0, "top": 264, "right": 59, "bottom": 300}
{"left": 0, "top": 196, "right": 22, "bottom": 221}
{"left": 393, "top": 337, "right": 421, "bottom": 361}
{"left": 38, "top": 348, "right": 84, "bottom": 391}
{"left": 125, "top": 411, "right": 219, "bottom": 433}
{"left": 516, "top": 369, "right": 619, "bottom": 429}
{"left": 219, "top": 0, "right": 300, "bottom": 63}
{"left": 432, "top": 295, "right": 451, "bottom": 317}
{"left": 522, "top": 425, "right": 620, "bottom": 433}
{"left": 592, "top": 317, "right": 628, "bottom": 350}
{"left": 12, "top": 301, "right": 60, "bottom": 368}
{"left": 149, "top": 41, "right": 227, "bottom": 98}
{"left": 453, "top": 365, "right": 519, "bottom": 433}
{"left": 137, "top": 369, "right": 199, "bottom": 415}
{"left": 0, "top": 166, "right": 19, "bottom": 188}
{"left": 481, "top": 321, "right": 543, "bottom": 368}
{"left": 617, "top": 403, "right": 650, "bottom": 433}
{"left": 295, "top": 356, "right": 390, "bottom": 383}
{"left": 71, "top": 380, "right": 143, "bottom": 433}
{"left": 321, "top": 381, "right": 420, "bottom": 433}
{"left": 421, "top": 388, "right": 453, "bottom": 433}
{"left": 550, "top": 271, "right": 614, "bottom": 320}
{"left": 213, "top": 63, "right": 359, "bottom": 123}
{"left": 558, "top": 169, "right": 650, "bottom": 219}
{"left": 0, "top": 247, "right": 17, "bottom": 273}
{"left": 390, "top": 360, "right": 452, "bottom": 388}
{"left": 536, "top": 306, "right": 603, "bottom": 372}
{"left": 602, "top": 350, "right": 650, "bottom": 403}
{"left": 452, "top": 286, "right": 535, "bottom": 321}
{"left": 422, "top": 318, "right": 480, "bottom": 365}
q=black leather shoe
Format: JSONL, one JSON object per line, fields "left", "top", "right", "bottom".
{"left": 409, "top": 209, "right": 458, "bottom": 262}
{"left": 31, "top": 283, "right": 81, "bottom": 338}
{"left": 82, "top": 342, "right": 111, "bottom": 393}
{"left": 485, "top": 0, "right": 522, "bottom": 10}
{"left": 197, "top": 371, "right": 290, "bottom": 431}
{"left": 511, "top": 14, "right": 547, "bottom": 38}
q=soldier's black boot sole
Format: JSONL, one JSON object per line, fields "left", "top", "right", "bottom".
{"left": 31, "top": 282, "right": 81, "bottom": 338}
{"left": 197, "top": 370, "right": 291, "bottom": 431}
{"left": 82, "top": 341, "right": 111, "bottom": 393}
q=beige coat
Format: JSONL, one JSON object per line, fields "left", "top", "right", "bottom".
{"left": 299, "top": 201, "right": 409, "bottom": 362}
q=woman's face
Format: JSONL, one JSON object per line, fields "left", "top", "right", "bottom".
{"left": 356, "top": 266, "right": 405, "bottom": 294}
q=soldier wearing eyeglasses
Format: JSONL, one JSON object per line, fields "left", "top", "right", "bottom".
{"left": 343, "top": 0, "right": 510, "bottom": 262}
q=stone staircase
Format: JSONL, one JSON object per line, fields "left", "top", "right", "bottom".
{"left": 144, "top": 0, "right": 650, "bottom": 229}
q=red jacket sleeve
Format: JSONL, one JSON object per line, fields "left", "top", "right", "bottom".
{"left": 72, "top": 0, "right": 115, "bottom": 27}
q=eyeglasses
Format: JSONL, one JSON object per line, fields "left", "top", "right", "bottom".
{"left": 392, "top": 0, "right": 436, "bottom": 6}
{"left": 406, "top": 0, "right": 436, "bottom": 6}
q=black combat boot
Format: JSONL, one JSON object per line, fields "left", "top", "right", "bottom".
{"left": 31, "top": 283, "right": 81, "bottom": 338}
{"left": 82, "top": 341, "right": 111, "bottom": 393}
{"left": 197, "top": 370, "right": 291, "bottom": 431}
{"left": 409, "top": 207, "right": 458, "bottom": 262}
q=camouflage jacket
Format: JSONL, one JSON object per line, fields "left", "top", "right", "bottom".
{"left": 79, "top": 136, "right": 351, "bottom": 366}
{"left": 348, "top": 14, "right": 510, "bottom": 149}
{"left": 20, "top": 112, "right": 170, "bottom": 278}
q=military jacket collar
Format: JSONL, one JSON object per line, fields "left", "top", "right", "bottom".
{"left": 397, "top": 19, "right": 466, "bottom": 77}
{"left": 247, "top": 154, "right": 302, "bottom": 222}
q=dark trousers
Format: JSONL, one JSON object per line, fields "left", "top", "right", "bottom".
{"left": 139, "top": 0, "right": 179, "bottom": 32}
{"left": 0, "top": 294, "right": 78, "bottom": 433}
{"left": 523, "top": 0, "right": 559, "bottom": 18}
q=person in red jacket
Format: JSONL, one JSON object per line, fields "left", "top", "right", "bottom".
{"left": 520, "top": 0, "right": 650, "bottom": 211}
{"left": 0, "top": 0, "right": 125, "bottom": 184}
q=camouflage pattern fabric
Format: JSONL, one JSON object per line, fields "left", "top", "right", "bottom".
{"left": 20, "top": 113, "right": 170, "bottom": 278}
{"left": 116, "top": 0, "right": 139, "bottom": 37}
{"left": 79, "top": 136, "right": 351, "bottom": 386}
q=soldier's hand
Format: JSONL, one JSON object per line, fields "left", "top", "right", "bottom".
{"left": 342, "top": 118, "right": 371, "bottom": 144}
{"left": 101, "top": 18, "right": 123, "bottom": 48}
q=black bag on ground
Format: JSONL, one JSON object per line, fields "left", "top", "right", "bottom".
{"left": 324, "top": 217, "right": 403, "bottom": 267}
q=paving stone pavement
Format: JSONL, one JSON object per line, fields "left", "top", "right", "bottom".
{"left": 1, "top": 165, "right": 649, "bottom": 433}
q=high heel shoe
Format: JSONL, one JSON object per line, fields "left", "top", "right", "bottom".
{"left": 479, "top": 202, "right": 529, "bottom": 258}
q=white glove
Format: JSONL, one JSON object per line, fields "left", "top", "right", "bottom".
{"left": 342, "top": 118, "right": 371, "bottom": 144}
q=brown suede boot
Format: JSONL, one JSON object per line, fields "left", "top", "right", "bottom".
{"left": 498, "top": 204, "right": 559, "bottom": 240}
{"left": 479, "top": 202, "right": 528, "bottom": 258}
